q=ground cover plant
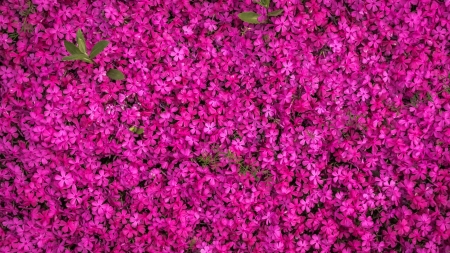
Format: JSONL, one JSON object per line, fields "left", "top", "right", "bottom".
{"left": 1, "top": 0, "right": 450, "bottom": 252}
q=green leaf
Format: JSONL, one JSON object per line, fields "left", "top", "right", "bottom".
{"left": 129, "top": 126, "right": 144, "bottom": 135}
{"left": 64, "top": 40, "right": 81, "bottom": 55}
{"left": 136, "top": 128, "right": 144, "bottom": 135}
{"left": 62, "top": 54, "right": 93, "bottom": 63}
{"left": 89, "top": 40, "right": 109, "bottom": 59}
{"left": 79, "top": 58, "right": 94, "bottom": 64}
{"left": 107, "top": 69, "right": 125, "bottom": 80}
{"left": 268, "top": 9, "right": 284, "bottom": 17}
{"left": 238, "top": 12, "right": 261, "bottom": 24}
{"left": 260, "top": 0, "right": 270, "bottom": 8}
{"left": 76, "top": 29, "right": 87, "bottom": 55}
{"left": 256, "top": 1, "right": 266, "bottom": 7}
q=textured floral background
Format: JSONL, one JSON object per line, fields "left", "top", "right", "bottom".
{"left": 1, "top": 0, "right": 450, "bottom": 252}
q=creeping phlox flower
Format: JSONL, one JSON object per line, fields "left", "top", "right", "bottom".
{"left": 0, "top": 0, "right": 450, "bottom": 252}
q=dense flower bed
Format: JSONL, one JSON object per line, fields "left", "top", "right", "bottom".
{"left": 1, "top": 0, "right": 450, "bottom": 252}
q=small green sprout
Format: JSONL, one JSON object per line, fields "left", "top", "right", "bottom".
{"left": 238, "top": 0, "right": 284, "bottom": 24}
{"left": 62, "top": 29, "right": 125, "bottom": 81}
{"left": 129, "top": 126, "right": 144, "bottom": 135}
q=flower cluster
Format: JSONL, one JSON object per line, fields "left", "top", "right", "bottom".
{"left": 1, "top": 0, "right": 450, "bottom": 252}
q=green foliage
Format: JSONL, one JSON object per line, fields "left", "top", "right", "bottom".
{"left": 62, "top": 29, "right": 125, "bottom": 81}
{"left": 239, "top": 164, "right": 250, "bottom": 174}
{"left": 89, "top": 41, "right": 109, "bottom": 59}
{"left": 268, "top": 9, "right": 284, "bottom": 17}
{"left": 426, "top": 93, "right": 433, "bottom": 102}
{"left": 62, "top": 54, "right": 93, "bottom": 63}
{"left": 238, "top": 12, "right": 261, "bottom": 24}
{"left": 188, "top": 238, "right": 196, "bottom": 249}
{"left": 445, "top": 86, "right": 450, "bottom": 94}
{"left": 129, "top": 126, "right": 144, "bottom": 135}
{"left": 21, "top": 22, "right": 34, "bottom": 33}
{"left": 409, "top": 93, "right": 419, "bottom": 107}
{"left": 19, "top": 0, "right": 35, "bottom": 17}
{"left": 238, "top": 0, "right": 283, "bottom": 24}
{"left": 8, "top": 32, "right": 19, "bottom": 40}
{"left": 63, "top": 41, "right": 82, "bottom": 55}
{"left": 107, "top": 69, "right": 125, "bottom": 80}
{"left": 192, "top": 147, "right": 270, "bottom": 181}
{"left": 19, "top": 1, "right": 35, "bottom": 33}
{"left": 62, "top": 29, "right": 96, "bottom": 62}
{"left": 76, "top": 29, "right": 87, "bottom": 54}
{"left": 196, "top": 154, "right": 216, "bottom": 167}
{"left": 257, "top": 0, "right": 270, "bottom": 8}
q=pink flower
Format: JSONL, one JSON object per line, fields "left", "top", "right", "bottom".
{"left": 396, "top": 219, "right": 410, "bottom": 236}
{"left": 360, "top": 215, "right": 374, "bottom": 228}
{"left": 308, "top": 170, "right": 322, "bottom": 185}
{"left": 203, "top": 122, "right": 215, "bottom": 134}
{"left": 0, "top": 34, "right": 12, "bottom": 49}
{"left": 55, "top": 171, "right": 74, "bottom": 188}
{"left": 170, "top": 47, "right": 185, "bottom": 62}
{"left": 310, "top": 235, "right": 321, "bottom": 250}
{"left": 67, "top": 185, "right": 83, "bottom": 206}
{"left": 357, "top": 88, "right": 369, "bottom": 101}
{"left": 437, "top": 216, "right": 450, "bottom": 231}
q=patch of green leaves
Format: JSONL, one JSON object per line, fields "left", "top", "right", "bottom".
{"left": 444, "top": 86, "right": 450, "bottom": 94}
{"left": 196, "top": 154, "right": 216, "bottom": 167}
{"left": 64, "top": 41, "right": 82, "bottom": 55}
{"left": 238, "top": 12, "right": 261, "bottom": 24}
{"left": 62, "top": 29, "right": 125, "bottom": 81}
{"left": 238, "top": 0, "right": 283, "bottom": 24}
{"left": 257, "top": 0, "right": 270, "bottom": 8}
{"left": 76, "top": 29, "right": 87, "bottom": 54}
{"left": 107, "top": 69, "right": 125, "bottom": 80}
{"left": 19, "top": 1, "right": 35, "bottom": 33}
{"left": 239, "top": 164, "right": 250, "bottom": 175}
{"left": 409, "top": 92, "right": 419, "bottom": 107}
{"left": 129, "top": 126, "right": 144, "bottom": 135}
{"left": 21, "top": 21, "right": 34, "bottom": 33}
{"left": 62, "top": 54, "right": 93, "bottom": 64}
{"left": 188, "top": 238, "right": 196, "bottom": 249}
{"left": 268, "top": 9, "right": 283, "bottom": 17}
{"left": 89, "top": 41, "right": 109, "bottom": 59}
{"left": 19, "top": 1, "right": 35, "bottom": 17}
{"left": 8, "top": 32, "right": 19, "bottom": 41}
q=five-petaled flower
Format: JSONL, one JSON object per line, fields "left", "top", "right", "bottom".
{"left": 55, "top": 170, "right": 74, "bottom": 188}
